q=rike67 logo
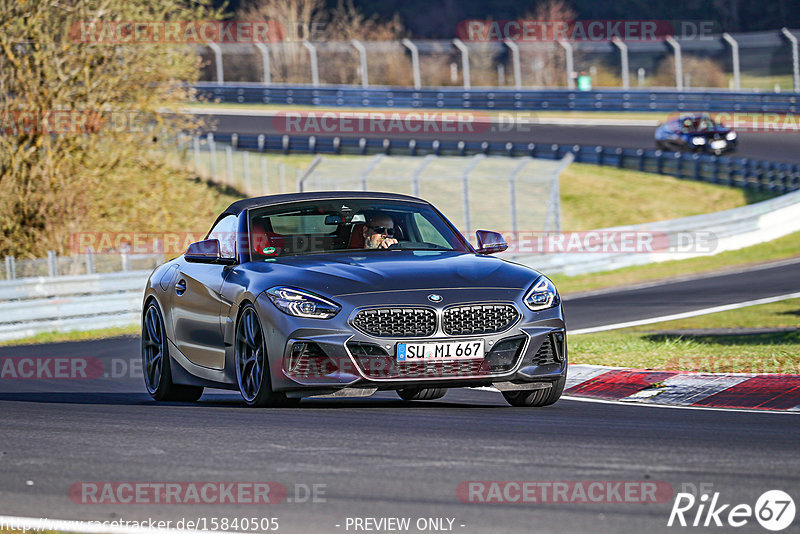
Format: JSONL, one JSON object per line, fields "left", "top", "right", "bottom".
{"left": 668, "top": 490, "right": 795, "bottom": 531}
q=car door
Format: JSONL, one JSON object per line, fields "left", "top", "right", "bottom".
{"left": 170, "top": 215, "right": 238, "bottom": 370}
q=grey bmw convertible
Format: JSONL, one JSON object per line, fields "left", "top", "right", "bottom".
{"left": 142, "top": 191, "right": 567, "bottom": 407}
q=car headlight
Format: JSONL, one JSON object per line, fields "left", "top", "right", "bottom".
{"left": 266, "top": 287, "right": 341, "bottom": 319}
{"left": 726, "top": 131, "right": 737, "bottom": 141}
{"left": 691, "top": 136, "right": 707, "bottom": 146}
{"left": 524, "top": 276, "right": 560, "bottom": 311}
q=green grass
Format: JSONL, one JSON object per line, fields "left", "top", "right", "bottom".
{"left": 569, "top": 298, "right": 800, "bottom": 374}
{"left": 551, "top": 230, "right": 800, "bottom": 295}
{"left": 0, "top": 325, "right": 139, "bottom": 347}
{"left": 559, "top": 163, "right": 770, "bottom": 231}
{"left": 738, "top": 73, "right": 796, "bottom": 92}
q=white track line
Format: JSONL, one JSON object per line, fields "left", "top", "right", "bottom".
{"left": 569, "top": 291, "right": 800, "bottom": 335}
{"left": 470, "top": 386, "right": 797, "bottom": 414}
{"left": 0, "top": 515, "right": 239, "bottom": 534}
{"left": 560, "top": 395, "right": 799, "bottom": 414}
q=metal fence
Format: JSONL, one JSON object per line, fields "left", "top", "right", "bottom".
{"left": 194, "top": 83, "right": 800, "bottom": 113}
{"left": 196, "top": 28, "right": 800, "bottom": 91}
{"left": 2, "top": 250, "right": 163, "bottom": 281}
{"left": 195, "top": 132, "right": 800, "bottom": 194}
{"left": 296, "top": 153, "right": 570, "bottom": 235}
{"left": 182, "top": 136, "right": 569, "bottom": 235}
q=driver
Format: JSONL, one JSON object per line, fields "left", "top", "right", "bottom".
{"left": 362, "top": 212, "right": 398, "bottom": 249}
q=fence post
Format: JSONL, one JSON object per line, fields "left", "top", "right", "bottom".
{"left": 557, "top": 40, "right": 575, "bottom": 89}
{"left": 207, "top": 43, "right": 224, "bottom": 85}
{"left": 461, "top": 154, "right": 485, "bottom": 234}
{"left": 722, "top": 33, "right": 741, "bottom": 91}
{"left": 120, "top": 244, "right": 130, "bottom": 272}
{"left": 504, "top": 39, "right": 522, "bottom": 89}
{"left": 452, "top": 38, "right": 471, "bottom": 90}
{"left": 85, "top": 247, "right": 95, "bottom": 274}
{"left": 547, "top": 152, "right": 573, "bottom": 233}
{"left": 611, "top": 38, "right": 630, "bottom": 90}
{"left": 781, "top": 28, "right": 800, "bottom": 92}
{"left": 243, "top": 151, "right": 251, "bottom": 193}
{"left": 254, "top": 43, "right": 271, "bottom": 84}
{"left": 261, "top": 155, "right": 268, "bottom": 194}
{"left": 225, "top": 145, "right": 234, "bottom": 186}
{"left": 47, "top": 250, "right": 57, "bottom": 277}
{"left": 207, "top": 133, "right": 216, "bottom": 180}
{"left": 665, "top": 36, "right": 683, "bottom": 91}
{"left": 193, "top": 136, "right": 200, "bottom": 172}
{"left": 401, "top": 39, "right": 421, "bottom": 90}
{"left": 302, "top": 40, "right": 320, "bottom": 87}
{"left": 508, "top": 158, "right": 530, "bottom": 235}
{"left": 360, "top": 154, "right": 385, "bottom": 191}
{"left": 411, "top": 155, "right": 434, "bottom": 197}
{"left": 351, "top": 39, "right": 369, "bottom": 88}
{"left": 4, "top": 256, "right": 15, "bottom": 280}
{"left": 711, "top": 155, "right": 720, "bottom": 184}
{"left": 296, "top": 155, "right": 323, "bottom": 192}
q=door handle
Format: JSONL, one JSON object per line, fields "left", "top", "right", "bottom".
{"left": 175, "top": 279, "right": 187, "bottom": 296}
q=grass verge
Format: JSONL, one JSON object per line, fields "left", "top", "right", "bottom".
{"left": 0, "top": 325, "right": 139, "bottom": 347}
{"left": 550, "top": 231, "right": 800, "bottom": 295}
{"left": 569, "top": 298, "right": 800, "bottom": 374}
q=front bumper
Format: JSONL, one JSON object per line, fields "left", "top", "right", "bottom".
{"left": 255, "top": 288, "right": 567, "bottom": 395}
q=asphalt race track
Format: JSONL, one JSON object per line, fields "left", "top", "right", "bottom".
{"left": 201, "top": 111, "right": 800, "bottom": 164}
{"left": 1, "top": 260, "right": 798, "bottom": 533}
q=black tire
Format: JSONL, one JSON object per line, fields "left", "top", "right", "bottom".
{"left": 235, "top": 304, "right": 298, "bottom": 407}
{"left": 397, "top": 387, "right": 447, "bottom": 401}
{"left": 502, "top": 373, "right": 566, "bottom": 407}
{"left": 142, "top": 301, "right": 204, "bottom": 402}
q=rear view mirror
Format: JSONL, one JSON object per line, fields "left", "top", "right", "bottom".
{"left": 185, "top": 239, "right": 235, "bottom": 264}
{"left": 324, "top": 214, "right": 344, "bottom": 225}
{"left": 475, "top": 230, "right": 508, "bottom": 255}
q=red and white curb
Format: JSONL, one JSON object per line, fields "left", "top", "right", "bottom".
{"left": 564, "top": 364, "right": 800, "bottom": 412}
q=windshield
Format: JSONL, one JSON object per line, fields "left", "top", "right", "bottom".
{"left": 247, "top": 199, "right": 470, "bottom": 259}
{"left": 679, "top": 116, "right": 717, "bottom": 133}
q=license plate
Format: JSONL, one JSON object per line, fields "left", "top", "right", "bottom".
{"left": 710, "top": 140, "right": 727, "bottom": 149}
{"left": 397, "top": 340, "right": 485, "bottom": 361}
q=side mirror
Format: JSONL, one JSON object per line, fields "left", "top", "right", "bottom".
{"left": 185, "top": 239, "right": 235, "bottom": 264}
{"left": 475, "top": 230, "right": 508, "bottom": 255}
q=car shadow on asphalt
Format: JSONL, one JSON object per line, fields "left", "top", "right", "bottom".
{"left": 0, "top": 391, "right": 507, "bottom": 409}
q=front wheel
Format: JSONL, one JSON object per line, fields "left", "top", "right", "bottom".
{"left": 502, "top": 373, "right": 566, "bottom": 407}
{"left": 235, "top": 304, "right": 298, "bottom": 407}
{"left": 142, "top": 301, "right": 203, "bottom": 402}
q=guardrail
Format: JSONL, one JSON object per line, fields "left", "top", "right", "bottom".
{"left": 204, "top": 132, "right": 800, "bottom": 194}
{"left": 0, "top": 271, "right": 147, "bottom": 342}
{"left": 520, "top": 188, "right": 800, "bottom": 276}
{"left": 194, "top": 83, "right": 800, "bottom": 113}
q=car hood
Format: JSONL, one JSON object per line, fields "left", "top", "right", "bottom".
{"left": 240, "top": 250, "right": 541, "bottom": 297}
